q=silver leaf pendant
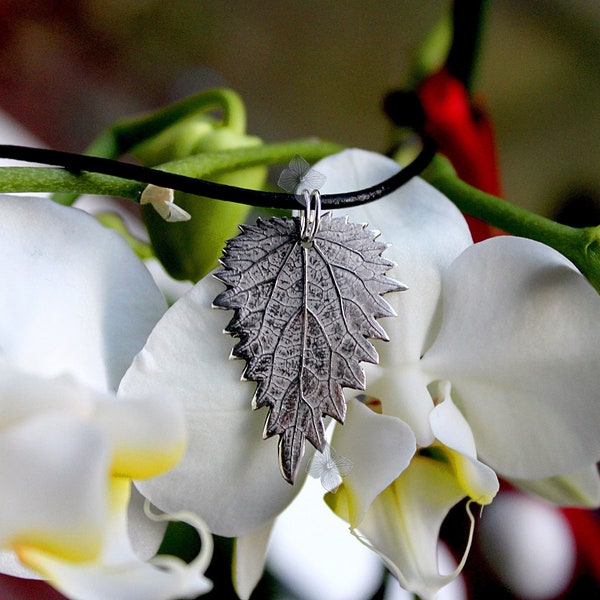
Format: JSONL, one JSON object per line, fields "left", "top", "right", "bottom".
{"left": 213, "top": 201, "right": 405, "bottom": 484}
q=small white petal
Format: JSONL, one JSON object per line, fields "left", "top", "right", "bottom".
{"left": 429, "top": 388, "right": 499, "bottom": 505}
{"left": 320, "top": 469, "right": 344, "bottom": 494}
{"left": 140, "top": 185, "right": 174, "bottom": 214}
{"left": 233, "top": 522, "right": 274, "bottom": 600}
{"left": 329, "top": 398, "right": 416, "bottom": 527}
{"left": 164, "top": 202, "right": 192, "bottom": 223}
{"left": 333, "top": 455, "right": 354, "bottom": 478}
{"left": 306, "top": 443, "right": 353, "bottom": 493}
{"left": 141, "top": 185, "right": 191, "bottom": 222}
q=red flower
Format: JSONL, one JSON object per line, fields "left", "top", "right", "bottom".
{"left": 417, "top": 68, "right": 502, "bottom": 241}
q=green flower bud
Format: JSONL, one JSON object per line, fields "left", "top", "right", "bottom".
{"left": 134, "top": 118, "right": 267, "bottom": 282}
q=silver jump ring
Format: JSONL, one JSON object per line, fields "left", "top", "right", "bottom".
{"left": 300, "top": 189, "right": 322, "bottom": 243}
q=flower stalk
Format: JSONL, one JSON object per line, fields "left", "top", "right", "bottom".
{"left": 423, "top": 154, "right": 600, "bottom": 293}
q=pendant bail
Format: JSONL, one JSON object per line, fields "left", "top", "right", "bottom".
{"left": 300, "top": 189, "right": 322, "bottom": 243}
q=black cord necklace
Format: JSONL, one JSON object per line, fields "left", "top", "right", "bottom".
{"left": 0, "top": 137, "right": 436, "bottom": 210}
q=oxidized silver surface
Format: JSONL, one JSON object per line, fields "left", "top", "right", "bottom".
{"left": 213, "top": 211, "right": 404, "bottom": 484}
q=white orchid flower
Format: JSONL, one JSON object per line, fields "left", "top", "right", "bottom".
{"left": 119, "top": 149, "right": 600, "bottom": 599}
{"left": 0, "top": 195, "right": 212, "bottom": 598}
{"left": 319, "top": 149, "right": 600, "bottom": 598}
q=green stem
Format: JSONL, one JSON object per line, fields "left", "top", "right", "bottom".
{"left": 0, "top": 168, "right": 142, "bottom": 200}
{"left": 217, "top": 89, "right": 247, "bottom": 134}
{"left": 0, "top": 138, "right": 343, "bottom": 203}
{"left": 155, "top": 138, "right": 343, "bottom": 178}
{"left": 423, "top": 154, "right": 600, "bottom": 292}
{"left": 87, "top": 88, "right": 248, "bottom": 160}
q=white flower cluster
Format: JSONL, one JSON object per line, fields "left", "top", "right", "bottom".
{"left": 2, "top": 149, "right": 599, "bottom": 600}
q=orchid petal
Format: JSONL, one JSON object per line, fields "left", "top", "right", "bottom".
{"left": 0, "top": 367, "right": 94, "bottom": 428}
{"left": 233, "top": 522, "right": 273, "bottom": 600}
{"left": 120, "top": 274, "right": 307, "bottom": 537}
{"left": 312, "top": 150, "right": 472, "bottom": 443}
{"left": 126, "top": 488, "right": 168, "bottom": 562}
{"left": 0, "top": 414, "right": 109, "bottom": 564}
{"left": 350, "top": 455, "right": 470, "bottom": 600}
{"left": 316, "top": 149, "right": 473, "bottom": 366}
{"left": 0, "top": 366, "right": 173, "bottom": 578}
{"left": 22, "top": 480, "right": 212, "bottom": 600}
{"left": 423, "top": 237, "right": 600, "bottom": 479}
{"left": 0, "top": 552, "right": 40, "bottom": 580}
{"left": 26, "top": 550, "right": 212, "bottom": 600}
{"left": 328, "top": 398, "right": 416, "bottom": 526}
{"left": 0, "top": 365, "right": 207, "bottom": 598}
{"left": 0, "top": 365, "right": 186, "bottom": 482}
{"left": 0, "top": 196, "right": 166, "bottom": 392}
{"left": 23, "top": 550, "right": 212, "bottom": 600}
{"left": 429, "top": 385, "right": 499, "bottom": 505}
{"left": 512, "top": 463, "right": 600, "bottom": 507}
{"left": 93, "top": 396, "right": 186, "bottom": 479}
{"left": 382, "top": 547, "right": 467, "bottom": 600}
{"left": 0, "top": 370, "right": 125, "bottom": 570}
{"left": 362, "top": 363, "right": 436, "bottom": 447}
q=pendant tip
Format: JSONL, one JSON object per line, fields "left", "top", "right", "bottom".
{"left": 278, "top": 430, "right": 307, "bottom": 485}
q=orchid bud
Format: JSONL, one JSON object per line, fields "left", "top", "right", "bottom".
{"left": 134, "top": 116, "right": 267, "bottom": 281}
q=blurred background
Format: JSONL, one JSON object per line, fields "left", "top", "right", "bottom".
{"left": 0, "top": 0, "right": 598, "bottom": 217}
{"left": 0, "top": 1, "right": 598, "bottom": 599}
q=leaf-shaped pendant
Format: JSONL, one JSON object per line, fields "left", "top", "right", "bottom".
{"left": 213, "top": 208, "right": 405, "bottom": 484}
